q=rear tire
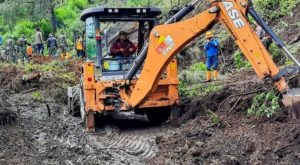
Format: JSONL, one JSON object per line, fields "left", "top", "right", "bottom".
{"left": 79, "top": 84, "right": 86, "bottom": 125}
{"left": 68, "top": 87, "right": 80, "bottom": 117}
{"left": 146, "top": 107, "right": 171, "bottom": 125}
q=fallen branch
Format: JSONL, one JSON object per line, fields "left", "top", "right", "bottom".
{"left": 46, "top": 104, "right": 51, "bottom": 117}
{"left": 226, "top": 96, "right": 242, "bottom": 116}
{"left": 218, "top": 89, "right": 264, "bottom": 111}
{"left": 21, "top": 88, "right": 37, "bottom": 94}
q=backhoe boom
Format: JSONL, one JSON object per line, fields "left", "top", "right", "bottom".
{"left": 127, "top": 0, "right": 289, "bottom": 108}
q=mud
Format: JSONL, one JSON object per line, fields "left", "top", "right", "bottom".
{"left": 0, "top": 91, "right": 178, "bottom": 165}
{"left": 149, "top": 70, "right": 300, "bottom": 165}
{"left": 0, "top": 57, "right": 178, "bottom": 164}
{"left": 1, "top": 61, "right": 300, "bottom": 165}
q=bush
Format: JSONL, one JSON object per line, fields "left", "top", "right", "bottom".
{"left": 269, "top": 42, "right": 282, "bottom": 62}
{"left": 24, "top": 63, "right": 40, "bottom": 73}
{"left": 31, "top": 91, "right": 43, "bottom": 102}
{"left": 247, "top": 91, "right": 280, "bottom": 118}
{"left": 254, "top": 0, "right": 299, "bottom": 19}
{"left": 233, "top": 50, "right": 251, "bottom": 70}
{"left": 190, "top": 62, "right": 207, "bottom": 72}
{"left": 13, "top": 20, "right": 35, "bottom": 38}
{"left": 178, "top": 80, "right": 220, "bottom": 98}
{"left": 40, "top": 19, "right": 52, "bottom": 40}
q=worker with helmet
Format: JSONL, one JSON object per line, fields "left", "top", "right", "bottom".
{"left": 204, "top": 31, "right": 219, "bottom": 82}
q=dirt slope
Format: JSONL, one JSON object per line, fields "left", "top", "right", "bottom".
{"left": 148, "top": 70, "right": 300, "bottom": 164}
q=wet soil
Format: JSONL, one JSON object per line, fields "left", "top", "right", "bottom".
{"left": 148, "top": 70, "right": 300, "bottom": 165}
{"left": 1, "top": 66, "right": 300, "bottom": 165}
{"left": 0, "top": 91, "right": 177, "bottom": 165}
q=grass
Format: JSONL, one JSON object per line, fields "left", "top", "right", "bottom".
{"left": 179, "top": 81, "right": 221, "bottom": 98}
{"left": 31, "top": 91, "right": 43, "bottom": 102}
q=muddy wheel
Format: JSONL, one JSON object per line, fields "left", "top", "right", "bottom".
{"left": 171, "top": 105, "right": 180, "bottom": 120}
{"left": 146, "top": 107, "right": 171, "bottom": 125}
{"left": 79, "top": 79, "right": 86, "bottom": 125}
{"left": 68, "top": 87, "right": 80, "bottom": 117}
{"left": 87, "top": 110, "right": 95, "bottom": 132}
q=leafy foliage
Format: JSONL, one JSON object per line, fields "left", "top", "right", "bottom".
{"left": 190, "top": 62, "right": 207, "bottom": 72}
{"left": 31, "top": 91, "right": 43, "bottom": 102}
{"left": 269, "top": 42, "right": 283, "bottom": 62}
{"left": 207, "top": 110, "right": 220, "bottom": 125}
{"left": 233, "top": 50, "right": 251, "bottom": 70}
{"left": 247, "top": 91, "right": 281, "bottom": 118}
{"left": 179, "top": 80, "right": 220, "bottom": 98}
{"left": 254, "top": 0, "right": 299, "bottom": 19}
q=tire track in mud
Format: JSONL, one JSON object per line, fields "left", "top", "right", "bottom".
{"left": 1, "top": 92, "right": 177, "bottom": 164}
{"left": 88, "top": 125, "right": 160, "bottom": 160}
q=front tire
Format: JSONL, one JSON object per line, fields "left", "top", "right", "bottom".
{"left": 68, "top": 86, "right": 80, "bottom": 117}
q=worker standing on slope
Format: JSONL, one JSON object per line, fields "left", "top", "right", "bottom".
{"left": 75, "top": 36, "right": 84, "bottom": 59}
{"left": 17, "top": 35, "right": 28, "bottom": 63}
{"left": 35, "top": 28, "right": 44, "bottom": 55}
{"left": 203, "top": 31, "right": 219, "bottom": 82}
{"left": 26, "top": 43, "right": 33, "bottom": 61}
{"left": 58, "top": 31, "right": 68, "bottom": 58}
{"left": 47, "top": 34, "right": 58, "bottom": 58}
{"left": 6, "top": 36, "right": 16, "bottom": 63}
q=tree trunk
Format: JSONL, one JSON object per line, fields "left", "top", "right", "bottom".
{"left": 50, "top": 7, "right": 57, "bottom": 34}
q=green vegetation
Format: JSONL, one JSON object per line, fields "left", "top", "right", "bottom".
{"left": 60, "top": 72, "right": 76, "bottom": 83}
{"left": 247, "top": 91, "right": 281, "bottom": 118}
{"left": 180, "top": 62, "right": 206, "bottom": 85}
{"left": 179, "top": 80, "right": 220, "bottom": 98}
{"left": 23, "top": 63, "right": 39, "bottom": 73}
{"left": 23, "top": 60, "right": 64, "bottom": 73}
{"left": 269, "top": 42, "right": 283, "bottom": 62}
{"left": 0, "top": 0, "right": 190, "bottom": 46}
{"left": 254, "top": 0, "right": 299, "bottom": 19}
{"left": 233, "top": 50, "right": 251, "bottom": 70}
{"left": 190, "top": 62, "right": 207, "bottom": 73}
{"left": 208, "top": 110, "right": 220, "bottom": 125}
{"left": 31, "top": 91, "right": 43, "bottom": 102}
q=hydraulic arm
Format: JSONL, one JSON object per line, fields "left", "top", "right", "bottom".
{"left": 125, "top": 0, "right": 300, "bottom": 108}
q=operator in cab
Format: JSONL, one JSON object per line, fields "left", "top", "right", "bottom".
{"left": 110, "top": 31, "right": 136, "bottom": 59}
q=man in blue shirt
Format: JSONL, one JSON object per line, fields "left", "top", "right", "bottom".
{"left": 204, "top": 31, "right": 219, "bottom": 82}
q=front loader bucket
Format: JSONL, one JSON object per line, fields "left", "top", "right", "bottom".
{"left": 282, "top": 88, "right": 300, "bottom": 119}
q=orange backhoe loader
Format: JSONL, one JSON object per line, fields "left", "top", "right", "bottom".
{"left": 68, "top": 0, "right": 300, "bottom": 131}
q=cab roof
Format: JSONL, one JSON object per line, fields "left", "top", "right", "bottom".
{"left": 80, "top": 7, "right": 162, "bottom": 21}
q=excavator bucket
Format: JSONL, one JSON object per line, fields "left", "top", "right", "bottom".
{"left": 282, "top": 88, "right": 300, "bottom": 119}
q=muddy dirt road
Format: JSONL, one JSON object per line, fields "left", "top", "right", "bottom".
{"left": 0, "top": 91, "right": 177, "bottom": 165}
{"left": 1, "top": 69, "right": 300, "bottom": 165}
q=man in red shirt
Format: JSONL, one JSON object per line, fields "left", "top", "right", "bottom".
{"left": 110, "top": 31, "right": 136, "bottom": 58}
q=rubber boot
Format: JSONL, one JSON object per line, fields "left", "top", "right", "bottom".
{"left": 213, "top": 70, "right": 218, "bottom": 81}
{"left": 204, "top": 71, "right": 211, "bottom": 82}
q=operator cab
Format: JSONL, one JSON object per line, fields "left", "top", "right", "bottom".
{"left": 80, "top": 7, "right": 162, "bottom": 80}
